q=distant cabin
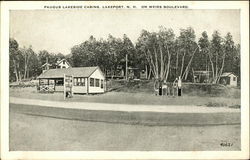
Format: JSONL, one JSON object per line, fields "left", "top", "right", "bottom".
{"left": 219, "top": 72, "right": 238, "bottom": 87}
{"left": 56, "top": 59, "right": 71, "bottom": 69}
{"left": 37, "top": 66, "right": 105, "bottom": 94}
{"left": 41, "top": 62, "right": 52, "bottom": 73}
{"left": 193, "top": 71, "right": 212, "bottom": 83}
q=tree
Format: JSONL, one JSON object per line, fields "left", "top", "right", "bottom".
{"left": 177, "top": 27, "right": 199, "bottom": 80}
{"left": 197, "top": 31, "right": 239, "bottom": 84}
{"left": 20, "top": 46, "right": 34, "bottom": 79}
{"left": 207, "top": 31, "right": 225, "bottom": 83}
{"left": 197, "top": 31, "right": 210, "bottom": 71}
{"left": 71, "top": 35, "right": 136, "bottom": 76}
{"left": 121, "top": 34, "right": 137, "bottom": 68}
{"left": 10, "top": 39, "right": 41, "bottom": 81}
{"left": 9, "top": 38, "right": 20, "bottom": 82}
{"left": 221, "top": 33, "right": 240, "bottom": 81}
{"left": 136, "top": 27, "right": 176, "bottom": 83}
{"left": 71, "top": 36, "right": 107, "bottom": 68}
{"left": 216, "top": 32, "right": 234, "bottom": 82}
{"left": 28, "top": 48, "right": 40, "bottom": 78}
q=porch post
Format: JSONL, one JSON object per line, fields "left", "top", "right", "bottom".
{"left": 71, "top": 75, "right": 74, "bottom": 96}
{"left": 38, "top": 79, "right": 40, "bottom": 91}
{"left": 87, "top": 77, "right": 89, "bottom": 95}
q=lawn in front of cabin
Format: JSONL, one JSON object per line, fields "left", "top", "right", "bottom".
{"left": 9, "top": 82, "right": 240, "bottom": 108}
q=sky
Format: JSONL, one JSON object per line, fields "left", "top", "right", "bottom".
{"left": 10, "top": 9, "right": 240, "bottom": 55}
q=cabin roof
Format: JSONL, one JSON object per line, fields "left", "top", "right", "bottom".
{"left": 56, "top": 58, "right": 71, "bottom": 66}
{"left": 41, "top": 62, "right": 52, "bottom": 68}
{"left": 38, "top": 66, "right": 99, "bottom": 79}
{"left": 221, "top": 72, "right": 237, "bottom": 77}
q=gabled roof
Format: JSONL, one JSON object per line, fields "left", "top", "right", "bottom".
{"left": 221, "top": 72, "right": 238, "bottom": 77}
{"left": 56, "top": 58, "right": 71, "bottom": 66}
{"left": 41, "top": 62, "right": 52, "bottom": 68}
{"left": 38, "top": 66, "right": 99, "bottom": 79}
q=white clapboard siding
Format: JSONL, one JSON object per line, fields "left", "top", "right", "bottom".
{"left": 89, "top": 68, "right": 105, "bottom": 93}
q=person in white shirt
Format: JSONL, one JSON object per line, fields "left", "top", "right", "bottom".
{"left": 162, "top": 80, "right": 167, "bottom": 96}
{"left": 177, "top": 76, "right": 182, "bottom": 96}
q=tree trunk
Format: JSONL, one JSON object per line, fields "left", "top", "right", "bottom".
{"left": 165, "top": 54, "right": 171, "bottom": 81}
{"left": 192, "top": 68, "right": 195, "bottom": 82}
{"left": 24, "top": 53, "right": 27, "bottom": 79}
{"left": 147, "top": 53, "right": 154, "bottom": 78}
{"left": 13, "top": 59, "right": 19, "bottom": 82}
{"left": 215, "top": 52, "right": 218, "bottom": 82}
{"left": 18, "top": 71, "right": 22, "bottom": 81}
{"left": 148, "top": 66, "right": 152, "bottom": 80}
{"left": 27, "top": 67, "right": 29, "bottom": 79}
{"left": 24, "top": 65, "right": 27, "bottom": 79}
{"left": 148, "top": 50, "right": 157, "bottom": 79}
{"left": 162, "top": 44, "right": 171, "bottom": 81}
{"left": 207, "top": 52, "right": 215, "bottom": 83}
{"left": 180, "top": 51, "right": 186, "bottom": 77}
{"left": 183, "top": 46, "right": 198, "bottom": 80}
{"left": 217, "top": 52, "right": 226, "bottom": 83}
{"left": 159, "top": 44, "right": 164, "bottom": 80}
{"left": 153, "top": 46, "right": 159, "bottom": 80}
{"left": 176, "top": 51, "right": 179, "bottom": 78}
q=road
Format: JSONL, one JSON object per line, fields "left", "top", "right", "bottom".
{"left": 9, "top": 103, "right": 241, "bottom": 151}
{"left": 10, "top": 97, "right": 240, "bottom": 113}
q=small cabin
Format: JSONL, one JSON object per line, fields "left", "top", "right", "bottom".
{"left": 193, "top": 71, "right": 212, "bottom": 83}
{"left": 56, "top": 59, "right": 71, "bottom": 69}
{"left": 219, "top": 72, "right": 238, "bottom": 87}
{"left": 106, "top": 65, "right": 125, "bottom": 79}
{"left": 41, "top": 62, "right": 52, "bottom": 73}
{"left": 37, "top": 66, "right": 105, "bottom": 94}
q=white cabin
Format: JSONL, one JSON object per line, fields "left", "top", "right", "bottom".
{"left": 38, "top": 66, "right": 105, "bottom": 94}
{"left": 56, "top": 59, "right": 71, "bottom": 69}
{"left": 220, "top": 72, "right": 238, "bottom": 87}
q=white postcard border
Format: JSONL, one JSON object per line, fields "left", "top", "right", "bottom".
{"left": 1, "top": 1, "right": 249, "bottom": 159}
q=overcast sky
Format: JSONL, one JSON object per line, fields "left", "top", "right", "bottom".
{"left": 10, "top": 9, "right": 240, "bottom": 55}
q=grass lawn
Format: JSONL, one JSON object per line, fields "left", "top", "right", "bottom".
{"left": 10, "top": 104, "right": 240, "bottom": 151}
{"left": 10, "top": 86, "right": 240, "bottom": 107}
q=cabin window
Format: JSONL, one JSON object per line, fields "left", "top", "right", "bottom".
{"left": 74, "top": 78, "right": 85, "bottom": 86}
{"left": 77, "top": 78, "right": 81, "bottom": 85}
{"left": 40, "top": 79, "right": 48, "bottom": 85}
{"left": 81, "top": 78, "right": 85, "bottom": 85}
{"left": 90, "top": 78, "right": 94, "bottom": 87}
{"left": 95, "top": 79, "right": 100, "bottom": 87}
{"left": 55, "top": 79, "right": 63, "bottom": 86}
{"left": 49, "top": 79, "right": 55, "bottom": 85}
{"left": 101, "top": 80, "right": 104, "bottom": 89}
{"left": 233, "top": 77, "right": 236, "bottom": 81}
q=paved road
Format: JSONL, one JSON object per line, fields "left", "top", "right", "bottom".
{"left": 10, "top": 97, "right": 240, "bottom": 113}
{"left": 9, "top": 97, "right": 241, "bottom": 151}
{"left": 10, "top": 108, "right": 240, "bottom": 151}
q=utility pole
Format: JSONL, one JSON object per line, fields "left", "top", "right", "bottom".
{"left": 125, "top": 54, "right": 128, "bottom": 80}
{"left": 46, "top": 57, "right": 49, "bottom": 70}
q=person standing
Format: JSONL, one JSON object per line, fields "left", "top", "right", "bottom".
{"left": 162, "top": 80, "right": 167, "bottom": 96}
{"left": 173, "top": 78, "right": 178, "bottom": 97}
{"left": 177, "top": 76, "right": 182, "bottom": 96}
